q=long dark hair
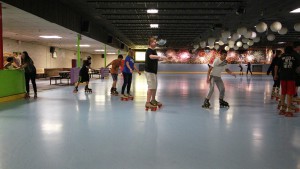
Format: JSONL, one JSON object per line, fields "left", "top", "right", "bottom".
{"left": 21, "top": 51, "right": 32, "bottom": 64}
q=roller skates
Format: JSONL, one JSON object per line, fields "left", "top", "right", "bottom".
{"left": 145, "top": 102, "right": 157, "bottom": 111}
{"left": 202, "top": 98, "right": 210, "bottom": 108}
{"left": 73, "top": 87, "right": 78, "bottom": 93}
{"left": 150, "top": 100, "right": 162, "bottom": 108}
{"left": 121, "top": 94, "right": 129, "bottom": 101}
{"left": 111, "top": 87, "right": 118, "bottom": 96}
{"left": 278, "top": 104, "right": 286, "bottom": 115}
{"left": 271, "top": 87, "right": 277, "bottom": 99}
{"left": 220, "top": 99, "right": 229, "bottom": 108}
{"left": 127, "top": 93, "right": 134, "bottom": 100}
{"left": 85, "top": 86, "right": 92, "bottom": 93}
{"left": 285, "top": 107, "right": 294, "bottom": 117}
{"left": 24, "top": 93, "right": 30, "bottom": 99}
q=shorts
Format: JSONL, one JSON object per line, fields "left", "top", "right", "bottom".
{"left": 111, "top": 74, "right": 118, "bottom": 81}
{"left": 280, "top": 80, "right": 296, "bottom": 95}
{"left": 78, "top": 74, "right": 89, "bottom": 83}
{"left": 145, "top": 71, "right": 157, "bottom": 89}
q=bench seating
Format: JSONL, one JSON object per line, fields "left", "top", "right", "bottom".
{"left": 36, "top": 68, "right": 46, "bottom": 78}
{"left": 46, "top": 68, "right": 71, "bottom": 85}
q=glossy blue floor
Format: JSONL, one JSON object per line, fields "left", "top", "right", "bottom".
{"left": 1, "top": 74, "right": 300, "bottom": 169}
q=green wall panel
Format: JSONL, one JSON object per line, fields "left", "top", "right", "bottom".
{"left": 0, "top": 70, "right": 26, "bottom": 98}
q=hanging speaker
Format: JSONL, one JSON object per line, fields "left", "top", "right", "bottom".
{"left": 107, "top": 35, "right": 113, "bottom": 43}
{"left": 81, "top": 21, "right": 90, "bottom": 33}
{"left": 50, "top": 46, "right": 55, "bottom": 53}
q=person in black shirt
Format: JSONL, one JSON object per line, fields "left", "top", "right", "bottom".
{"left": 246, "top": 62, "right": 252, "bottom": 75}
{"left": 144, "top": 37, "right": 163, "bottom": 110}
{"left": 238, "top": 63, "right": 243, "bottom": 75}
{"left": 275, "top": 46, "right": 299, "bottom": 117}
{"left": 267, "top": 50, "right": 282, "bottom": 97}
{"left": 73, "top": 57, "right": 92, "bottom": 93}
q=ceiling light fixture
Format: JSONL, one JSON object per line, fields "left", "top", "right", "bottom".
{"left": 75, "top": 44, "right": 90, "bottom": 47}
{"left": 150, "top": 24, "right": 159, "bottom": 28}
{"left": 94, "top": 49, "right": 104, "bottom": 52}
{"left": 278, "top": 42, "right": 286, "bottom": 44}
{"left": 290, "top": 8, "right": 300, "bottom": 13}
{"left": 147, "top": 9, "right": 158, "bottom": 14}
{"left": 107, "top": 52, "right": 116, "bottom": 54}
{"left": 39, "top": 35, "right": 62, "bottom": 39}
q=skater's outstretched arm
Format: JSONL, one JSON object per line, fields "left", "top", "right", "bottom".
{"left": 225, "top": 69, "right": 236, "bottom": 78}
{"left": 105, "top": 61, "right": 112, "bottom": 68}
{"left": 149, "top": 54, "right": 161, "bottom": 60}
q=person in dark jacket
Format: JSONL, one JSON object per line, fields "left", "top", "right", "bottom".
{"left": 20, "top": 51, "right": 37, "bottom": 99}
{"left": 267, "top": 50, "right": 282, "bottom": 97}
{"left": 73, "top": 57, "right": 93, "bottom": 93}
{"left": 246, "top": 62, "right": 252, "bottom": 75}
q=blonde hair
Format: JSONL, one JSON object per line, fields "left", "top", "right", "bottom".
{"left": 128, "top": 49, "right": 135, "bottom": 57}
{"left": 148, "top": 37, "right": 156, "bottom": 45}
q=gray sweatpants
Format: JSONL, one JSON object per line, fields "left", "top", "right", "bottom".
{"left": 206, "top": 75, "right": 225, "bottom": 100}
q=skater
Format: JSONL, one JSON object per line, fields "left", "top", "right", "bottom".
{"left": 267, "top": 50, "right": 282, "bottom": 98}
{"left": 238, "top": 63, "right": 243, "bottom": 75}
{"left": 246, "top": 62, "right": 253, "bottom": 75}
{"left": 274, "top": 46, "right": 299, "bottom": 117}
{"left": 121, "top": 49, "right": 141, "bottom": 100}
{"left": 144, "top": 37, "right": 163, "bottom": 110}
{"left": 202, "top": 50, "right": 236, "bottom": 108}
{"left": 73, "top": 58, "right": 92, "bottom": 93}
{"left": 19, "top": 51, "right": 37, "bottom": 99}
{"left": 106, "top": 54, "right": 123, "bottom": 95}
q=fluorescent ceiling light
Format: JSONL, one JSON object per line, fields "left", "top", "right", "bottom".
{"left": 150, "top": 24, "right": 159, "bottom": 28}
{"left": 75, "top": 44, "right": 90, "bottom": 47}
{"left": 147, "top": 9, "right": 158, "bottom": 14}
{"left": 290, "top": 8, "right": 300, "bottom": 13}
{"left": 39, "top": 35, "right": 62, "bottom": 39}
{"left": 278, "top": 42, "right": 286, "bottom": 44}
{"left": 94, "top": 49, "right": 105, "bottom": 52}
{"left": 107, "top": 53, "right": 116, "bottom": 54}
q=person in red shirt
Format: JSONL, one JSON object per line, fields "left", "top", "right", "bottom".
{"left": 106, "top": 55, "right": 123, "bottom": 95}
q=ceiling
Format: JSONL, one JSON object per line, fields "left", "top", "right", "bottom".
{"left": 1, "top": 3, "right": 122, "bottom": 55}
{"left": 59, "top": 0, "right": 300, "bottom": 49}
{"left": 2, "top": 0, "right": 300, "bottom": 51}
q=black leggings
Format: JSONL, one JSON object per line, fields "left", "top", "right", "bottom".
{"left": 25, "top": 72, "right": 37, "bottom": 94}
{"left": 246, "top": 69, "right": 252, "bottom": 75}
{"left": 122, "top": 72, "right": 132, "bottom": 94}
{"left": 272, "top": 74, "right": 280, "bottom": 87}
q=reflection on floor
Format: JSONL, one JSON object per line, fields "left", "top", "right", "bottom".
{"left": 0, "top": 74, "right": 300, "bottom": 169}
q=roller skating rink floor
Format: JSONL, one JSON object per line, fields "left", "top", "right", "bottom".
{"left": 1, "top": 73, "right": 300, "bottom": 169}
